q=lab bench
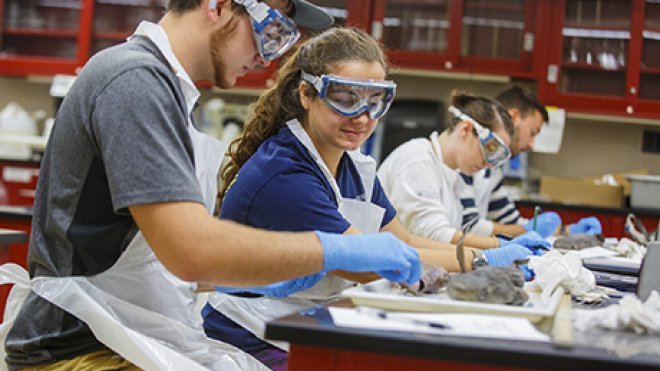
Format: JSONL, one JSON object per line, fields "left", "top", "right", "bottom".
{"left": 516, "top": 200, "right": 660, "bottom": 239}
{"left": 265, "top": 299, "right": 660, "bottom": 370}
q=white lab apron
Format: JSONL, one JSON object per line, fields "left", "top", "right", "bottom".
{"left": 209, "top": 119, "right": 385, "bottom": 350}
{"left": 0, "top": 124, "right": 269, "bottom": 371}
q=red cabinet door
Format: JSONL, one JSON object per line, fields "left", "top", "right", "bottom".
{"left": 636, "top": 0, "right": 660, "bottom": 117}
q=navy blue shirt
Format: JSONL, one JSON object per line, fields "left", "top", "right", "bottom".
{"left": 220, "top": 125, "right": 396, "bottom": 232}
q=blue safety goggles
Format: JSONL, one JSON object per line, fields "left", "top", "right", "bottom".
{"left": 218, "top": 0, "right": 300, "bottom": 61}
{"left": 301, "top": 71, "right": 396, "bottom": 120}
{"left": 448, "top": 105, "right": 511, "bottom": 167}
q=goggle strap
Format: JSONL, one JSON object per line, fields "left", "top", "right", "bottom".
{"left": 233, "top": 0, "right": 270, "bottom": 23}
{"left": 448, "top": 105, "right": 490, "bottom": 141}
{"left": 301, "top": 72, "right": 327, "bottom": 97}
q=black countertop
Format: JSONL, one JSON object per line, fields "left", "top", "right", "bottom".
{"left": 266, "top": 303, "right": 660, "bottom": 370}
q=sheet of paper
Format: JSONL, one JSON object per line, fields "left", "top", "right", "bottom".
{"left": 532, "top": 107, "right": 565, "bottom": 154}
{"left": 328, "top": 307, "right": 550, "bottom": 342}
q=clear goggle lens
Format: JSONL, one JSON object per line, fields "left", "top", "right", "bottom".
{"left": 479, "top": 133, "right": 510, "bottom": 167}
{"left": 251, "top": 10, "right": 300, "bottom": 61}
{"left": 302, "top": 72, "right": 396, "bottom": 120}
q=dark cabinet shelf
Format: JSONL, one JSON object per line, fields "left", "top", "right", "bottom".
{"left": 3, "top": 27, "right": 78, "bottom": 37}
{"left": 563, "top": 22, "right": 630, "bottom": 31}
{"left": 641, "top": 66, "right": 660, "bottom": 75}
{"left": 560, "top": 61, "right": 625, "bottom": 72}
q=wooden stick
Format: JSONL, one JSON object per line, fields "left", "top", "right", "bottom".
{"left": 551, "top": 292, "right": 574, "bottom": 349}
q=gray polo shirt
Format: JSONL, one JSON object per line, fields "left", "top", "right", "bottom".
{"left": 5, "top": 36, "right": 204, "bottom": 368}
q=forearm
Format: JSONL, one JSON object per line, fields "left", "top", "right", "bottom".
{"left": 406, "top": 233, "right": 455, "bottom": 251}
{"left": 192, "top": 220, "right": 323, "bottom": 286}
{"left": 132, "top": 202, "right": 323, "bottom": 286}
{"left": 491, "top": 222, "right": 527, "bottom": 237}
{"left": 451, "top": 231, "right": 499, "bottom": 250}
{"left": 331, "top": 270, "right": 380, "bottom": 283}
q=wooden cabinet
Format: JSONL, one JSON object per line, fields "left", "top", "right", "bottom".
{"left": 369, "top": 0, "right": 539, "bottom": 77}
{"left": 540, "top": 0, "right": 660, "bottom": 120}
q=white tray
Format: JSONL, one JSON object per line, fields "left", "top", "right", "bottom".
{"left": 342, "top": 279, "right": 563, "bottom": 323}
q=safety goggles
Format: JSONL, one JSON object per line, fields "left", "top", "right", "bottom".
{"left": 231, "top": 0, "right": 300, "bottom": 61}
{"left": 301, "top": 71, "right": 396, "bottom": 120}
{"left": 448, "top": 105, "right": 511, "bottom": 167}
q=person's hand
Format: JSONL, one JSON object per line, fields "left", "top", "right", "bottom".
{"left": 569, "top": 216, "right": 602, "bottom": 235}
{"left": 316, "top": 231, "right": 421, "bottom": 286}
{"left": 524, "top": 211, "right": 561, "bottom": 238}
{"left": 215, "top": 272, "right": 326, "bottom": 298}
{"left": 483, "top": 244, "right": 534, "bottom": 281}
{"left": 503, "top": 231, "right": 551, "bottom": 255}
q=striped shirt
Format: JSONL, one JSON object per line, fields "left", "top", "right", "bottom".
{"left": 461, "top": 167, "right": 521, "bottom": 227}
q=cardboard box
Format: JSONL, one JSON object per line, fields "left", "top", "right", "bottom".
{"left": 626, "top": 174, "right": 660, "bottom": 209}
{"left": 540, "top": 176, "right": 624, "bottom": 208}
{"left": 584, "top": 169, "right": 648, "bottom": 197}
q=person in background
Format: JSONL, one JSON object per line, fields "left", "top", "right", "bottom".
{"left": 202, "top": 28, "right": 547, "bottom": 370}
{"left": 378, "top": 91, "right": 521, "bottom": 250}
{"left": 461, "top": 85, "right": 602, "bottom": 239}
{"left": 1, "top": 2, "right": 423, "bottom": 370}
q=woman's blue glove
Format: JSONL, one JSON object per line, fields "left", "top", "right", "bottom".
{"left": 503, "top": 231, "right": 551, "bottom": 255}
{"left": 569, "top": 216, "right": 602, "bottom": 234}
{"left": 524, "top": 211, "right": 562, "bottom": 238}
{"left": 483, "top": 244, "right": 534, "bottom": 281}
{"left": 316, "top": 231, "right": 421, "bottom": 286}
{"left": 215, "top": 272, "right": 326, "bottom": 298}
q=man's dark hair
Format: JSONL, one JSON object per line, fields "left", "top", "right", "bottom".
{"left": 495, "top": 85, "right": 549, "bottom": 123}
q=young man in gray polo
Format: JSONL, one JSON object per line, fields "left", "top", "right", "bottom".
{"left": 3, "top": 1, "right": 420, "bottom": 369}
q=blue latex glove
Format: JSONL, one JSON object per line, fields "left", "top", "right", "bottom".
{"left": 483, "top": 243, "right": 534, "bottom": 281}
{"left": 569, "top": 216, "right": 602, "bottom": 235}
{"left": 316, "top": 231, "right": 421, "bottom": 285}
{"left": 503, "top": 231, "right": 551, "bottom": 255}
{"left": 215, "top": 272, "right": 326, "bottom": 298}
{"left": 524, "top": 211, "right": 562, "bottom": 238}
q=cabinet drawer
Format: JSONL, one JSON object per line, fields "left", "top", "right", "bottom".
{"left": 0, "top": 163, "right": 40, "bottom": 206}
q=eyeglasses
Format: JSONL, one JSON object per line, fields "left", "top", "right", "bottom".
{"left": 301, "top": 71, "right": 397, "bottom": 120}
{"left": 448, "top": 105, "right": 511, "bottom": 167}
{"left": 232, "top": 0, "right": 300, "bottom": 61}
